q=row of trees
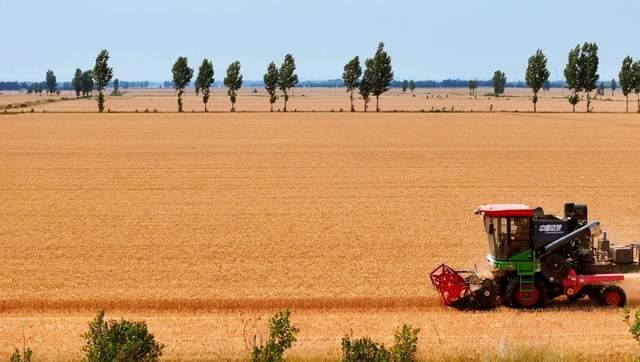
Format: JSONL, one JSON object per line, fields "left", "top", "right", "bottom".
{"left": 63, "top": 50, "right": 114, "bottom": 112}
{"left": 170, "top": 53, "right": 299, "bottom": 112}
{"left": 506, "top": 42, "right": 627, "bottom": 113}
{"left": 22, "top": 42, "right": 640, "bottom": 113}
{"left": 342, "top": 42, "right": 394, "bottom": 112}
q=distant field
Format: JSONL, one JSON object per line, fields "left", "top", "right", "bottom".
{"left": 2, "top": 112, "right": 640, "bottom": 359}
{"left": 0, "top": 86, "right": 632, "bottom": 113}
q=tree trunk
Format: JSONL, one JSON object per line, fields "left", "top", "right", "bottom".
{"left": 533, "top": 101, "right": 536, "bottom": 113}
{"left": 350, "top": 91, "right": 354, "bottom": 112}
{"left": 270, "top": 102, "right": 273, "bottom": 112}
{"left": 626, "top": 95, "right": 629, "bottom": 113}
{"left": 586, "top": 92, "right": 590, "bottom": 112}
{"left": 204, "top": 102, "right": 208, "bottom": 113}
{"left": 376, "top": 95, "right": 379, "bottom": 112}
{"left": 637, "top": 93, "right": 639, "bottom": 113}
{"left": 283, "top": 91, "right": 288, "bottom": 112}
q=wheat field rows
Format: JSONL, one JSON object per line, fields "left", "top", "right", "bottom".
{"left": 2, "top": 111, "right": 640, "bottom": 359}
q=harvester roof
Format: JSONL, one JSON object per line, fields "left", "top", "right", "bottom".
{"left": 474, "top": 204, "right": 534, "bottom": 217}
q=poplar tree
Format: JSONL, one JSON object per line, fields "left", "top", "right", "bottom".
{"left": 525, "top": 49, "right": 550, "bottom": 112}
{"left": 401, "top": 80, "right": 409, "bottom": 92}
{"left": 369, "top": 42, "right": 393, "bottom": 112}
{"left": 45, "top": 70, "right": 57, "bottom": 95}
{"left": 81, "top": 70, "right": 94, "bottom": 97}
{"left": 263, "top": 62, "right": 279, "bottom": 112}
{"left": 409, "top": 80, "right": 416, "bottom": 93}
{"left": 93, "top": 50, "right": 114, "bottom": 112}
{"left": 619, "top": 56, "right": 634, "bottom": 113}
{"left": 360, "top": 59, "right": 373, "bottom": 112}
{"left": 196, "top": 58, "right": 214, "bottom": 112}
{"left": 224, "top": 61, "right": 243, "bottom": 112}
{"left": 172, "top": 56, "right": 194, "bottom": 112}
{"left": 278, "top": 54, "right": 298, "bottom": 112}
{"left": 611, "top": 78, "right": 617, "bottom": 96}
{"left": 579, "top": 42, "right": 599, "bottom": 112}
{"left": 564, "top": 45, "right": 581, "bottom": 112}
{"left": 342, "top": 56, "right": 362, "bottom": 112}
{"left": 492, "top": 70, "right": 506, "bottom": 96}
{"left": 72, "top": 68, "right": 82, "bottom": 97}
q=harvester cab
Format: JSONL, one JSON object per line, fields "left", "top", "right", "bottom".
{"left": 430, "top": 202, "right": 640, "bottom": 310}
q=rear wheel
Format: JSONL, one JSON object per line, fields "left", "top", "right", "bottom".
{"left": 598, "top": 285, "right": 626, "bottom": 307}
{"left": 505, "top": 278, "right": 544, "bottom": 308}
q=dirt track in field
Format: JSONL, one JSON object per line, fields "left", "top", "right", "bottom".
{"left": 2, "top": 112, "right": 640, "bottom": 359}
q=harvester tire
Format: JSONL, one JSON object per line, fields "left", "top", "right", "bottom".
{"left": 541, "top": 253, "right": 570, "bottom": 282}
{"left": 598, "top": 285, "right": 626, "bottom": 307}
{"left": 505, "top": 278, "right": 544, "bottom": 308}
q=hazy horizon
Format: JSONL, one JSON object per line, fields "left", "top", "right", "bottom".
{"left": 2, "top": 0, "right": 639, "bottom": 83}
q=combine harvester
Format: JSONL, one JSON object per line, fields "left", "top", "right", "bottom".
{"left": 430, "top": 203, "right": 640, "bottom": 310}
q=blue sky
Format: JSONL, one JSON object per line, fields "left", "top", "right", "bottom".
{"left": 1, "top": 0, "right": 639, "bottom": 82}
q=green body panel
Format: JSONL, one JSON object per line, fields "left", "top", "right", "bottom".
{"left": 488, "top": 249, "right": 538, "bottom": 275}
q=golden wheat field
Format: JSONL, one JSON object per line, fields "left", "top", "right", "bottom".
{"left": 3, "top": 111, "right": 640, "bottom": 360}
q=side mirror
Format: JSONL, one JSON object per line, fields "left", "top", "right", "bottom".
{"left": 488, "top": 223, "right": 495, "bottom": 235}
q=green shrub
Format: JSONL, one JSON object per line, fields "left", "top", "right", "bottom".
{"left": 341, "top": 324, "right": 419, "bottom": 362}
{"left": 82, "top": 310, "right": 163, "bottom": 362}
{"left": 624, "top": 308, "right": 640, "bottom": 342}
{"left": 8, "top": 347, "right": 32, "bottom": 362}
{"left": 390, "top": 325, "right": 420, "bottom": 362}
{"left": 341, "top": 336, "right": 390, "bottom": 362}
{"left": 251, "top": 310, "right": 298, "bottom": 362}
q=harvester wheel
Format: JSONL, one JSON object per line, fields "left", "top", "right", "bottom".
{"left": 598, "top": 285, "right": 626, "bottom": 307}
{"left": 541, "top": 253, "right": 570, "bottom": 282}
{"left": 505, "top": 278, "right": 544, "bottom": 308}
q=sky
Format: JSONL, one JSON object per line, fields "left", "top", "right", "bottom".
{"left": 1, "top": 0, "right": 639, "bottom": 82}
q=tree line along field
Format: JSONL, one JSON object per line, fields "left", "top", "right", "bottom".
{"left": 2, "top": 111, "right": 640, "bottom": 359}
{"left": 0, "top": 86, "right": 636, "bottom": 113}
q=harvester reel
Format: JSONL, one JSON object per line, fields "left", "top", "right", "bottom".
{"left": 430, "top": 264, "right": 498, "bottom": 310}
{"left": 541, "top": 253, "right": 570, "bottom": 282}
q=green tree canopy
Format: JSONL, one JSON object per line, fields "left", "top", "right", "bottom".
{"left": 525, "top": 49, "right": 550, "bottom": 112}
{"left": 278, "top": 54, "right": 299, "bottom": 112}
{"left": 172, "top": 56, "right": 194, "bottom": 112}
{"left": 611, "top": 78, "right": 617, "bottom": 96}
{"left": 93, "top": 50, "right": 114, "bottom": 112}
{"left": 491, "top": 70, "right": 506, "bottom": 96}
{"left": 409, "top": 80, "right": 416, "bottom": 93}
{"left": 224, "top": 61, "right": 243, "bottom": 112}
{"left": 342, "top": 56, "right": 362, "bottom": 112}
{"left": 112, "top": 79, "right": 120, "bottom": 96}
{"left": 263, "top": 62, "right": 279, "bottom": 112}
{"left": 45, "top": 70, "right": 57, "bottom": 95}
{"left": 72, "top": 68, "right": 82, "bottom": 97}
{"left": 196, "top": 58, "right": 214, "bottom": 112}
{"left": 401, "top": 79, "right": 409, "bottom": 92}
{"left": 81, "top": 70, "right": 94, "bottom": 97}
